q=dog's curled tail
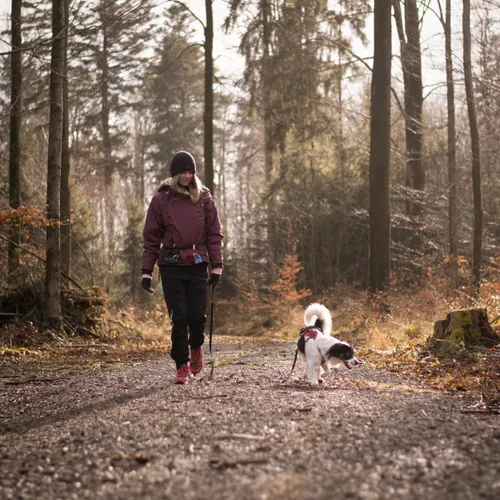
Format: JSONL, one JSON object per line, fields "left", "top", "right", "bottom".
{"left": 304, "top": 303, "right": 332, "bottom": 336}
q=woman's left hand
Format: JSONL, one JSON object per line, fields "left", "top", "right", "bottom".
{"left": 208, "top": 273, "right": 220, "bottom": 286}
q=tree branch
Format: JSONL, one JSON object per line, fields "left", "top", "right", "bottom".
{"left": 156, "top": 42, "right": 204, "bottom": 75}
{"left": 0, "top": 233, "right": 84, "bottom": 290}
{"left": 0, "top": 0, "right": 153, "bottom": 57}
{"left": 168, "top": 0, "right": 206, "bottom": 30}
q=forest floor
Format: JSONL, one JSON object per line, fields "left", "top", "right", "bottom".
{"left": 1, "top": 337, "right": 499, "bottom": 500}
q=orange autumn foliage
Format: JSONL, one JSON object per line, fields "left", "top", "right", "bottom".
{"left": 271, "top": 248, "right": 310, "bottom": 305}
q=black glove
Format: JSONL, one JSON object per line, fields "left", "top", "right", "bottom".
{"left": 208, "top": 273, "right": 220, "bottom": 287}
{"left": 141, "top": 269, "right": 154, "bottom": 293}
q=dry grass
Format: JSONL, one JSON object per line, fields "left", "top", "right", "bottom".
{"left": 210, "top": 272, "right": 500, "bottom": 353}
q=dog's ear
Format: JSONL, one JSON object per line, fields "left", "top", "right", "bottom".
{"left": 326, "top": 343, "right": 353, "bottom": 360}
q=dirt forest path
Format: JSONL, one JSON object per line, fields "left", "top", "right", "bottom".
{"left": 1, "top": 339, "right": 499, "bottom": 500}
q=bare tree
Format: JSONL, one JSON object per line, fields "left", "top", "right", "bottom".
{"left": 446, "top": 0, "right": 458, "bottom": 281}
{"left": 262, "top": 0, "right": 275, "bottom": 279}
{"left": 369, "top": 0, "right": 392, "bottom": 292}
{"left": 463, "top": 0, "right": 483, "bottom": 287}
{"left": 437, "top": 0, "right": 458, "bottom": 280}
{"left": 164, "top": 1, "right": 214, "bottom": 191}
{"left": 44, "top": 0, "right": 64, "bottom": 323}
{"left": 97, "top": 3, "right": 114, "bottom": 271}
{"left": 204, "top": 0, "right": 214, "bottom": 193}
{"left": 8, "top": 0, "right": 22, "bottom": 274}
{"left": 60, "top": 0, "right": 71, "bottom": 277}
{"left": 393, "top": 0, "right": 424, "bottom": 215}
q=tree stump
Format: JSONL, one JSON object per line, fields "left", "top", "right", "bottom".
{"left": 430, "top": 309, "right": 500, "bottom": 356}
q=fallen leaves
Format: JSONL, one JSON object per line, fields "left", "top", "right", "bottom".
{"left": 360, "top": 345, "right": 500, "bottom": 396}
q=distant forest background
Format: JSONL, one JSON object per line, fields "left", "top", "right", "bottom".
{"left": 2, "top": 0, "right": 500, "bottom": 329}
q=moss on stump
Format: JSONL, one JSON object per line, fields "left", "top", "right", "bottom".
{"left": 429, "top": 309, "right": 500, "bottom": 357}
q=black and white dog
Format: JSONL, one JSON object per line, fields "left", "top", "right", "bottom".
{"left": 297, "top": 303, "right": 359, "bottom": 386}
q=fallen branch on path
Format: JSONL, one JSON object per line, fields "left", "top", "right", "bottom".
{"left": 461, "top": 409, "right": 500, "bottom": 415}
{"left": 190, "top": 394, "right": 230, "bottom": 400}
{"left": 209, "top": 456, "right": 269, "bottom": 469}
{"left": 214, "top": 433, "right": 266, "bottom": 441}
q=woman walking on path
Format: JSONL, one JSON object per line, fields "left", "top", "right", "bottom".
{"left": 141, "top": 151, "right": 223, "bottom": 384}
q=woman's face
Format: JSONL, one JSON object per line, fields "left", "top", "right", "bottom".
{"left": 179, "top": 171, "right": 194, "bottom": 187}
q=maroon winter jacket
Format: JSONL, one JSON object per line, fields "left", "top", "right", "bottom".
{"left": 141, "top": 182, "right": 223, "bottom": 271}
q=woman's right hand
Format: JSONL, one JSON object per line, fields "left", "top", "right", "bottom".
{"left": 141, "top": 271, "right": 154, "bottom": 293}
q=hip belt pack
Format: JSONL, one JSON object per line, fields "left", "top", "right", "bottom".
{"left": 162, "top": 242, "right": 206, "bottom": 265}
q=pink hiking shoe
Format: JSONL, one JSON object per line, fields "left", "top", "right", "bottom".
{"left": 173, "top": 364, "right": 190, "bottom": 384}
{"left": 190, "top": 347, "right": 204, "bottom": 375}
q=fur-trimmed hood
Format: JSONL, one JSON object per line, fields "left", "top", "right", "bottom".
{"left": 158, "top": 179, "right": 171, "bottom": 192}
{"left": 158, "top": 178, "right": 209, "bottom": 195}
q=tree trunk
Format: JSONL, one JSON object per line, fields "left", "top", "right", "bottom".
{"left": 219, "top": 109, "right": 228, "bottom": 255}
{"left": 8, "top": 0, "right": 22, "bottom": 274}
{"left": 369, "top": 0, "right": 392, "bottom": 292}
{"left": 393, "top": 0, "right": 424, "bottom": 215}
{"left": 476, "top": 14, "right": 497, "bottom": 261}
{"left": 463, "top": 0, "right": 483, "bottom": 287}
{"left": 99, "top": 16, "right": 115, "bottom": 275}
{"left": 60, "top": 0, "right": 71, "bottom": 277}
{"left": 204, "top": 0, "right": 214, "bottom": 193}
{"left": 337, "top": 28, "right": 347, "bottom": 284}
{"left": 134, "top": 114, "right": 146, "bottom": 204}
{"left": 431, "top": 309, "right": 499, "bottom": 356}
{"left": 100, "top": 24, "right": 112, "bottom": 189}
{"left": 262, "top": 0, "right": 275, "bottom": 282}
{"left": 44, "top": 0, "right": 64, "bottom": 324}
{"left": 310, "top": 163, "right": 318, "bottom": 294}
{"left": 445, "top": 0, "right": 458, "bottom": 281}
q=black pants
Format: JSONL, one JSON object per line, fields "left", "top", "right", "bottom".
{"left": 159, "top": 264, "right": 208, "bottom": 369}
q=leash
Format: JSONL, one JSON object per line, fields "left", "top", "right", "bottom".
{"left": 285, "top": 327, "right": 317, "bottom": 380}
{"left": 208, "top": 283, "right": 215, "bottom": 378}
{"left": 286, "top": 348, "right": 299, "bottom": 379}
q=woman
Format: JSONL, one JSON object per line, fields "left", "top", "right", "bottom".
{"left": 141, "top": 151, "right": 223, "bottom": 384}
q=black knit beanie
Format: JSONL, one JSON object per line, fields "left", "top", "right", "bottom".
{"left": 170, "top": 151, "right": 196, "bottom": 177}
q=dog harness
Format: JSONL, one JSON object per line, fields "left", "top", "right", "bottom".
{"left": 297, "top": 326, "right": 321, "bottom": 354}
{"left": 302, "top": 326, "right": 320, "bottom": 340}
{"left": 300, "top": 327, "right": 327, "bottom": 363}
{"left": 288, "top": 326, "right": 325, "bottom": 377}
